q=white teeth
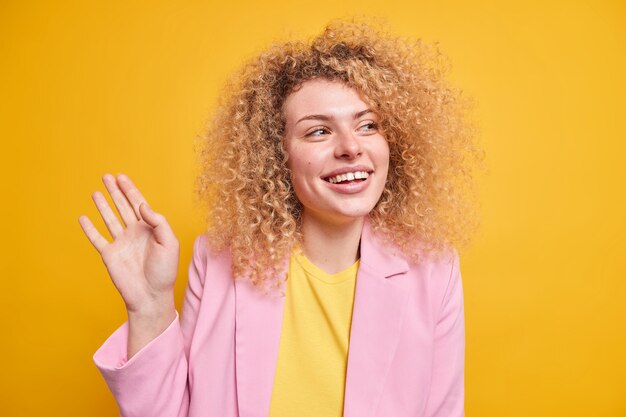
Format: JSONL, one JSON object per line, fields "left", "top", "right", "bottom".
{"left": 327, "top": 171, "right": 370, "bottom": 184}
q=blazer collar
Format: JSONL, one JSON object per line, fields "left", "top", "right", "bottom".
{"left": 234, "top": 220, "right": 411, "bottom": 417}
{"left": 358, "top": 219, "right": 409, "bottom": 278}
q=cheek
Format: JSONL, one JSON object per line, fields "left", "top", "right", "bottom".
{"left": 286, "top": 152, "right": 314, "bottom": 178}
{"left": 377, "top": 144, "right": 391, "bottom": 184}
{"left": 374, "top": 140, "right": 391, "bottom": 167}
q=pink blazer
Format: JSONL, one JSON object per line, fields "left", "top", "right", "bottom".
{"left": 94, "top": 221, "right": 465, "bottom": 417}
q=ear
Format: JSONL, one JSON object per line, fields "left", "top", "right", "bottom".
{"left": 280, "top": 136, "right": 292, "bottom": 164}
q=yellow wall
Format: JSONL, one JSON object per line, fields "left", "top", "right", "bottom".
{"left": 1, "top": 1, "right": 624, "bottom": 415}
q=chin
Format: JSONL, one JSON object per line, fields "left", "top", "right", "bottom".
{"left": 334, "top": 206, "right": 377, "bottom": 222}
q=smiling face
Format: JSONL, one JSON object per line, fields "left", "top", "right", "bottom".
{"left": 282, "top": 78, "right": 390, "bottom": 226}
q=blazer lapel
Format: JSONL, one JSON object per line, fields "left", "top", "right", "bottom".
{"left": 234, "top": 274, "right": 286, "bottom": 417}
{"left": 343, "top": 221, "right": 411, "bottom": 417}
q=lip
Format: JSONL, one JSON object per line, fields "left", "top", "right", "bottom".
{"left": 323, "top": 172, "right": 372, "bottom": 194}
{"left": 321, "top": 164, "right": 373, "bottom": 180}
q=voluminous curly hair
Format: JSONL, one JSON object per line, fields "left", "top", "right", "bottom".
{"left": 196, "top": 19, "right": 482, "bottom": 289}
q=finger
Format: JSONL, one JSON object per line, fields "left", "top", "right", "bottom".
{"left": 78, "top": 215, "right": 109, "bottom": 253}
{"left": 116, "top": 174, "right": 148, "bottom": 219}
{"left": 102, "top": 173, "right": 138, "bottom": 226}
{"left": 139, "top": 202, "right": 175, "bottom": 245}
{"left": 92, "top": 191, "right": 124, "bottom": 238}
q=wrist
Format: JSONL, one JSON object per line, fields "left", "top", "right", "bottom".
{"left": 126, "top": 297, "right": 176, "bottom": 359}
{"left": 126, "top": 293, "right": 176, "bottom": 323}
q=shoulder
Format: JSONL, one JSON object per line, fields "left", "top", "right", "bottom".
{"left": 416, "top": 246, "right": 459, "bottom": 276}
{"left": 407, "top": 244, "right": 460, "bottom": 286}
{"left": 392, "top": 238, "right": 461, "bottom": 309}
{"left": 191, "top": 232, "right": 232, "bottom": 262}
{"left": 365, "top": 222, "right": 458, "bottom": 274}
{"left": 191, "top": 233, "right": 208, "bottom": 259}
{"left": 189, "top": 232, "right": 233, "bottom": 286}
{"left": 413, "top": 246, "right": 463, "bottom": 322}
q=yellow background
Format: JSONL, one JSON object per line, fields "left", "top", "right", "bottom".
{"left": 1, "top": 1, "right": 625, "bottom": 415}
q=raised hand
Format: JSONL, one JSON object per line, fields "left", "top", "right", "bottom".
{"left": 79, "top": 173, "right": 179, "bottom": 357}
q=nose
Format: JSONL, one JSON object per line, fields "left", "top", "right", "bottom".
{"left": 334, "top": 129, "right": 362, "bottom": 160}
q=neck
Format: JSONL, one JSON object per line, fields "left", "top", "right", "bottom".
{"left": 299, "top": 213, "right": 364, "bottom": 274}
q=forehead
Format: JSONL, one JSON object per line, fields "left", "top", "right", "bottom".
{"left": 282, "top": 79, "right": 371, "bottom": 122}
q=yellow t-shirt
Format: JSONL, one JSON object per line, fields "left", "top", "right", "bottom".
{"left": 268, "top": 250, "right": 359, "bottom": 417}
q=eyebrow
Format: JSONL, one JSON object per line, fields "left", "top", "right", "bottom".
{"left": 295, "top": 109, "right": 375, "bottom": 125}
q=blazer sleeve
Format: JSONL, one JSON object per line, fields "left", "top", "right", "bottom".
{"left": 92, "top": 234, "right": 208, "bottom": 417}
{"left": 423, "top": 250, "right": 465, "bottom": 417}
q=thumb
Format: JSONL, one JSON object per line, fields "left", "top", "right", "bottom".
{"left": 139, "top": 202, "right": 174, "bottom": 245}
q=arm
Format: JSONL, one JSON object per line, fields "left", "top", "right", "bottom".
{"left": 80, "top": 174, "right": 207, "bottom": 417}
{"left": 92, "top": 234, "right": 207, "bottom": 417}
{"left": 423, "top": 250, "right": 466, "bottom": 417}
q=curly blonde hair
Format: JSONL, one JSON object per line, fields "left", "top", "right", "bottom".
{"left": 195, "top": 19, "right": 482, "bottom": 288}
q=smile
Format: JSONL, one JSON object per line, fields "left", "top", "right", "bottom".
{"left": 325, "top": 171, "right": 370, "bottom": 184}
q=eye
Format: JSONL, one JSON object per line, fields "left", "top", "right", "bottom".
{"left": 358, "top": 121, "right": 378, "bottom": 133}
{"left": 306, "top": 127, "right": 331, "bottom": 137}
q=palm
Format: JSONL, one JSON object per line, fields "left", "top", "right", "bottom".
{"left": 103, "top": 221, "right": 177, "bottom": 310}
{"left": 79, "top": 174, "right": 179, "bottom": 314}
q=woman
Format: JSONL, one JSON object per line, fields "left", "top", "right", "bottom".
{"left": 79, "top": 20, "right": 479, "bottom": 417}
